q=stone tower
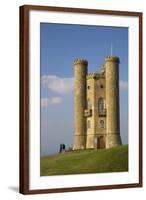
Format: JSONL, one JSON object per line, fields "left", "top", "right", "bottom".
{"left": 73, "top": 56, "right": 122, "bottom": 150}
{"left": 73, "top": 59, "right": 88, "bottom": 150}
{"left": 105, "top": 56, "right": 122, "bottom": 148}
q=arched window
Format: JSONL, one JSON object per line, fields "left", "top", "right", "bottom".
{"left": 87, "top": 120, "right": 91, "bottom": 129}
{"left": 99, "top": 120, "right": 104, "bottom": 128}
{"left": 98, "top": 98, "right": 104, "bottom": 110}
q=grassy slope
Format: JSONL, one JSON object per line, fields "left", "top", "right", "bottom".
{"left": 40, "top": 145, "right": 128, "bottom": 176}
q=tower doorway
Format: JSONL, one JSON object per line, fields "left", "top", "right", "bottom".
{"left": 97, "top": 136, "right": 105, "bottom": 149}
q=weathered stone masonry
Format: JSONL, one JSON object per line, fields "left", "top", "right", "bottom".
{"left": 73, "top": 56, "right": 122, "bottom": 150}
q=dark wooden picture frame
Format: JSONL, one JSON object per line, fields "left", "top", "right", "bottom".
{"left": 20, "top": 5, "right": 143, "bottom": 194}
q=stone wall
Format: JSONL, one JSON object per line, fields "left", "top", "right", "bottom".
{"left": 86, "top": 74, "right": 106, "bottom": 149}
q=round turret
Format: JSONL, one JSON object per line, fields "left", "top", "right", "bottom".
{"left": 73, "top": 58, "right": 88, "bottom": 150}
{"left": 105, "top": 56, "right": 122, "bottom": 148}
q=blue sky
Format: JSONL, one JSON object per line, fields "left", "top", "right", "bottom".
{"left": 40, "top": 23, "right": 128, "bottom": 156}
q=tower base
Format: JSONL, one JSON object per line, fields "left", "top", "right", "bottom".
{"left": 106, "top": 134, "right": 122, "bottom": 149}
{"left": 86, "top": 134, "right": 95, "bottom": 149}
{"left": 73, "top": 135, "right": 86, "bottom": 150}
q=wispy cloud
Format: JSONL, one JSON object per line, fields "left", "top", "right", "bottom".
{"left": 41, "top": 75, "right": 128, "bottom": 93}
{"left": 120, "top": 80, "right": 128, "bottom": 90}
{"left": 41, "top": 97, "right": 62, "bottom": 107}
{"left": 41, "top": 75, "right": 74, "bottom": 94}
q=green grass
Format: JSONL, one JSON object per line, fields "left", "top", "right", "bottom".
{"left": 40, "top": 145, "right": 128, "bottom": 176}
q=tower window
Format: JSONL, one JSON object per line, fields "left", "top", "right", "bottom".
{"left": 87, "top": 120, "right": 91, "bottom": 129}
{"left": 87, "top": 99, "right": 92, "bottom": 109}
{"left": 100, "top": 84, "right": 103, "bottom": 88}
{"left": 98, "top": 98, "right": 104, "bottom": 110}
{"left": 87, "top": 86, "right": 90, "bottom": 89}
{"left": 99, "top": 120, "right": 105, "bottom": 128}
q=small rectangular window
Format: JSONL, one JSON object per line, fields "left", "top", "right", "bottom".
{"left": 99, "top": 120, "right": 105, "bottom": 128}
{"left": 87, "top": 120, "right": 91, "bottom": 129}
{"left": 87, "top": 99, "right": 92, "bottom": 109}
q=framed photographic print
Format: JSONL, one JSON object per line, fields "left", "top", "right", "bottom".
{"left": 20, "top": 5, "right": 143, "bottom": 194}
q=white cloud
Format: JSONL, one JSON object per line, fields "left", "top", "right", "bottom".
{"left": 120, "top": 80, "right": 128, "bottom": 90}
{"left": 41, "top": 75, "right": 74, "bottom": 94}
{"left": 41, "top": 75, "right": 128, "bottom": 93}
{"left": 51, "top": 97, "right": 62, "bottom": 104}
{"left": 41, "top": 97, "right": 62, "bottom": 107}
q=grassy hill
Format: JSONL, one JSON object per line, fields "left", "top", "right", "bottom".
{"left": 40, "top": 145, "right": 128, "bottom": 176}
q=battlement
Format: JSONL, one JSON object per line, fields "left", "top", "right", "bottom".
{"left": 74, "top": 59, "right": 88, "bottom": 66}
{"left": 87, "top": 72, "right": 98, "bottom": 77}
{"left": 105, "top": 56, "right": 120, "bottom": 63}
{"left": 87, "top": 72, "right": 104, "bottom": 79}
{"left": 87, "top": 73, "right": 98, "bottom": 79}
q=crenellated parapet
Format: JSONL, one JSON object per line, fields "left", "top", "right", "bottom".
{"left": 87, "top": 72, "right": 104, "bottom": 79}
{"left": 105, "top": 56, "right": 120, "bottom": 63}
{"left": 74, "top": 59, "right": 88, "bottom": 66}
{"left": 87, "top": 72, "right": 98, "bottom": 78}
